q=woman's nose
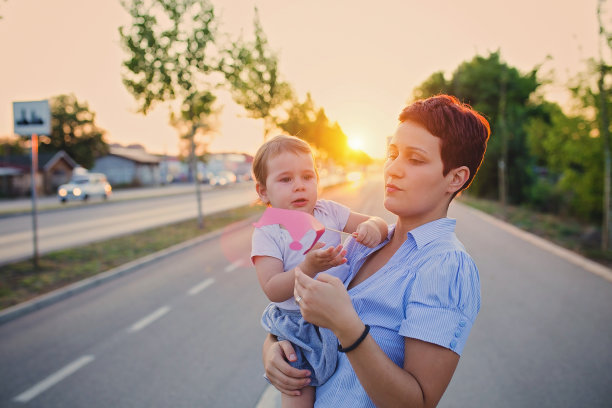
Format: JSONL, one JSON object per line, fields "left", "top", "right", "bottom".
{"left": 384, "top": 158, "right": 403, "bottom": 178}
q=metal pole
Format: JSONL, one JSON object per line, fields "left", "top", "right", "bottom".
{"left": 190, "top": 126, "right": 204, "bottom": 229}
{"left": 30, "top": 133, "right": 39, "bottom": 268}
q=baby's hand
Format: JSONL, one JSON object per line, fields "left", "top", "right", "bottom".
{"left": 300, "top": 242, "right": 347, "bottom": 277}
{"left": 353, "top": 220, "right": 383, "bottom": 248}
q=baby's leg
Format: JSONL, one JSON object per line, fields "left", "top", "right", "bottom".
{"left": 281, "top": 385, "right": 315, "bottom": 408}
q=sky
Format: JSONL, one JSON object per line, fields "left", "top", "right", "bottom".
{"left": 0, "top": 0, "right": 605, "bottom": 159}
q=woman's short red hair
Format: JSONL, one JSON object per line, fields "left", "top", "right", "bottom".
{"left": 399, "top": 95, "right": 490, "bottom": 194}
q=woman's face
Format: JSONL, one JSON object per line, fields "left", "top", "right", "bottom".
{"left": 383, "top": 121, "right": 458, "bottom": 224}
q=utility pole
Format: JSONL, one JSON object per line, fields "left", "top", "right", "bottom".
{"left": 597, "top": 0, "right": 611, "bottom": 251}
{"left": 189, "top": 125, "right": 204, "bottom": 229}
{"left": 498, "top": 66, "right": 509, "bottom": 218}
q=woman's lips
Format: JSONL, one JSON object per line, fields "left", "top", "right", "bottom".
{"left": 386, "top": 183, "right": 400, "bottom": 193}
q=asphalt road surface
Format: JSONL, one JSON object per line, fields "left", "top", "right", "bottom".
{"left": 1, "top": 175, "right": 611, "bottom": 407}
{"left": 0, "top": 183, "right": 258, "bottom": 265}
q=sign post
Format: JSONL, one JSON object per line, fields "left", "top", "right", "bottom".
{"left": 13, "top": 100, "right": 51, "bottom": 268}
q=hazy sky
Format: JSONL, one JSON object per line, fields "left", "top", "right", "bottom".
{"left": 0, "top": 0, "right": 604, "bottom": 158}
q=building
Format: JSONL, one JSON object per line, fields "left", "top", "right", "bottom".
{"left": 0, "top": 150, "right": 79, "bottom": 197}
{"left": 91, "top": 144, "right": 161, "bottom": 186}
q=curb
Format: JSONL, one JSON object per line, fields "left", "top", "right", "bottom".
{"left": 462, "top": 205, "right": 612, "bottom": 283}
{"left": 0, "top": 216, "right": 258, "bottom": 326}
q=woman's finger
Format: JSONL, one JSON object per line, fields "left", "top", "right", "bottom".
{"left": 265, "top": 341, "right": 311, "bottom": 395}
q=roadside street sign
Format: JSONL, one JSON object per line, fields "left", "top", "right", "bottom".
{"left": 12, "top": 99, "right": 50, "bottom": 268}
{"left": 12, "top": 100, "right": 51, "bottom": 136}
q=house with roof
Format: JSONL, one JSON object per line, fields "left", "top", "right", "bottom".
{"left": 91, "top": 144, "right": 161, "bottom": 186}
{"left": 0, "top": 150, "right": 79, "bottom": 197}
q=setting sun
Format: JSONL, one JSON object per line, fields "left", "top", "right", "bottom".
{"left": 347, "top": 136, "right": 364, "bottom": 151}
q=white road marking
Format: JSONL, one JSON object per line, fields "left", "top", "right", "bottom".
{"left": 127, "top": 306, "right": 170, "bottom": 333}
{"left": 255, "top": 384, "right": 280, "bottom": 408}
{"left": 13, "top": 355, "right": 95, "bottom": 403}
{"left": 187, "top": 278, "right": 215, "bottom": 295}
{"left": 464, "top": 205, "right": 612, "bottom": 283}
{"left": 224, "top": 260, "right": 243, "bottom": 273}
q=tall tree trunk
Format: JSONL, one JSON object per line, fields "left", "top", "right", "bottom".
{"left": 599, "top": 66, "right": 611, "bottom": 250}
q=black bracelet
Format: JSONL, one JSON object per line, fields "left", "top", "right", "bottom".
{"left": 338, "top": 324, "right": 370, "bottom": 353}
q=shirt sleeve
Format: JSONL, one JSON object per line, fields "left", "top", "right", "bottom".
{"left": 250, "top": 226, "right": 284, "bottom": 265}
{"left": 399, "top": 250, "right": 481, "bottom": 355}
{"left": 318, "top": 199, "right": 351, "bottom": 230}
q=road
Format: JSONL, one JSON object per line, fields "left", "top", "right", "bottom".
{"left": 0, "top": 183, "right": 258, "bottom": 265}
{"left": 0, "top": 176, "right": 611, "bottom": 407}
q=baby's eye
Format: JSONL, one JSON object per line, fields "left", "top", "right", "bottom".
{"left": 303, "top": 174, "right": 314, "bottom": 180}
{"left": 280, "top": 177, "right": 291, "bottom": 182}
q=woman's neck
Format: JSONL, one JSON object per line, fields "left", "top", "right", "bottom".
{"left": 392, "top": 211, "right": 448, "bottom": 245}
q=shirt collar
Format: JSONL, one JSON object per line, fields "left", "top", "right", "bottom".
{"left": 405, "top": 218, "right": 456, "bottom": 249}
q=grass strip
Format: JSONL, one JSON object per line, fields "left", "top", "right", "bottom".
{"left": 0, "top": 204, "right": 264, "bottom": 310}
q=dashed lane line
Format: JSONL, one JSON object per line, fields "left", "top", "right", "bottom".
{"left": 127, "top": 306, "right": 170, "bottom": 333}
{"left": 13, "top": 355, "right": 95, "bottom": 403}
{"left": 187, "top": 278, "right": 216, "bottom": 295}
{"left": 224, "top": 260, "right": 244, "bottom": 273}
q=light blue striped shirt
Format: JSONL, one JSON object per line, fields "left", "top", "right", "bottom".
{"left": 315, "top": 218, "right": 481, "bottom": 407}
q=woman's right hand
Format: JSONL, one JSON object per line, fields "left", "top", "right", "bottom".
{"left": 263, "top": 335, "right": 311, "bottom": 396}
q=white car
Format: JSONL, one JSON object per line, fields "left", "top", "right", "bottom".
{"left": 58, "top": 173, "right": 112, "bottom": 202}
{"left": 209, "top": 170, "right": 237, "bottom": 186}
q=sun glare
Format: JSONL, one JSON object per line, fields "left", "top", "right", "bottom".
{"left": 348, "top": 136, "right": 364, "bottom": 151}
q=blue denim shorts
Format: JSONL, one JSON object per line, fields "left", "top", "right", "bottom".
{"left": 261, "top": 304, "right": 338, "bottom": 386}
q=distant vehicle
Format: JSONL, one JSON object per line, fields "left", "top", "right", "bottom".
{"left": 57, "top": 173, "right": 112, "bottom": 202}
{"left": 209, "top": 170, "right": 237, "bottom": 187}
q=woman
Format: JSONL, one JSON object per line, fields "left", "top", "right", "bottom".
{"left": 263, "top": 94, "right": 490, "bottom": 407}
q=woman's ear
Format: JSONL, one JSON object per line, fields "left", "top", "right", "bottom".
{"left": 447, "top": 166, "right": 470, "bottom": 194}
{"left": 256, "top": 182, "right": 270, "bottom": 204}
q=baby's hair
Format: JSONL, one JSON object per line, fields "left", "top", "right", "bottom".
{"left": 252, "top": 134, "right": 318, "bottom": 187}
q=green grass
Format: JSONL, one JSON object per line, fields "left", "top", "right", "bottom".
{"left": 459, "top": 194, "right": 612, "bottom": 268}
{"left": 0, "top": 204, "right": 264, "bottom": 310}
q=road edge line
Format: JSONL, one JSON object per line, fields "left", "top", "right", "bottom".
{"left": 459, "top": 203, "right": 612, "bottom": 283}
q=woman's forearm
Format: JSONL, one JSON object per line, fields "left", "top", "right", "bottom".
{"left": 347, "top": 340, "right": 423, "bottom": 407}
{"left": 334, "top": 323, "right": 425, "bottom": 407}
{"left": 339, "top": 327, "right": 458, "bottom": 408}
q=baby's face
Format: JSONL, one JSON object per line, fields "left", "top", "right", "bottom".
{"left": 258, "top": 151, "right": 318, "bottom": 214}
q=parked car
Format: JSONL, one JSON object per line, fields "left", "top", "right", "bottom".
{"left": 57, "top": 173, "right": 112, "bottom": 202}
{"left": 209, "top": 170, "right": 237, "bottom": 187}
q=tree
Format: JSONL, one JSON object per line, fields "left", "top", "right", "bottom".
{"left": 220, "top": 8, "right": 293, "bottom": 141}
{"left": 412, "top": 52, "right": 542, "bottom": 204}
{"left": 277, "top": 94, "right": 352, "bottom": 164}
{"left": 40, "top": 94, "right": 108, "bottom": 169}
{"left": 119, "top": 0, "right": 218, "bottom": 116}
{"left": 119, "top": 0, "right": 220, "bottom": 228}
{"left": 0, "top": 136, "right": 27, "bottom": 157}
{"left": 525, "top": 101, "right": 603, "bottom": 221}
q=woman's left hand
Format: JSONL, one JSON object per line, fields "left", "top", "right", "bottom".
{"left": 294, "top": 268, "right": 361, "bottom": 335}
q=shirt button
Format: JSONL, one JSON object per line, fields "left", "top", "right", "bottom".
{"left": 454, "top": 330, "right": 461, "bottom": 338}
{"left": 450, "top": 340, "right": 457, "bottom": 349}
{"left": 459, "top": 321, "right": 466, "bottom": 327}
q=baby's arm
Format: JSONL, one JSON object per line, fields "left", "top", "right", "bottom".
{"left": 344, "top": 212, "right": 388, "bottom": 247}
{"left": 254, "top": 245, "right": 347, "bottom": 303}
